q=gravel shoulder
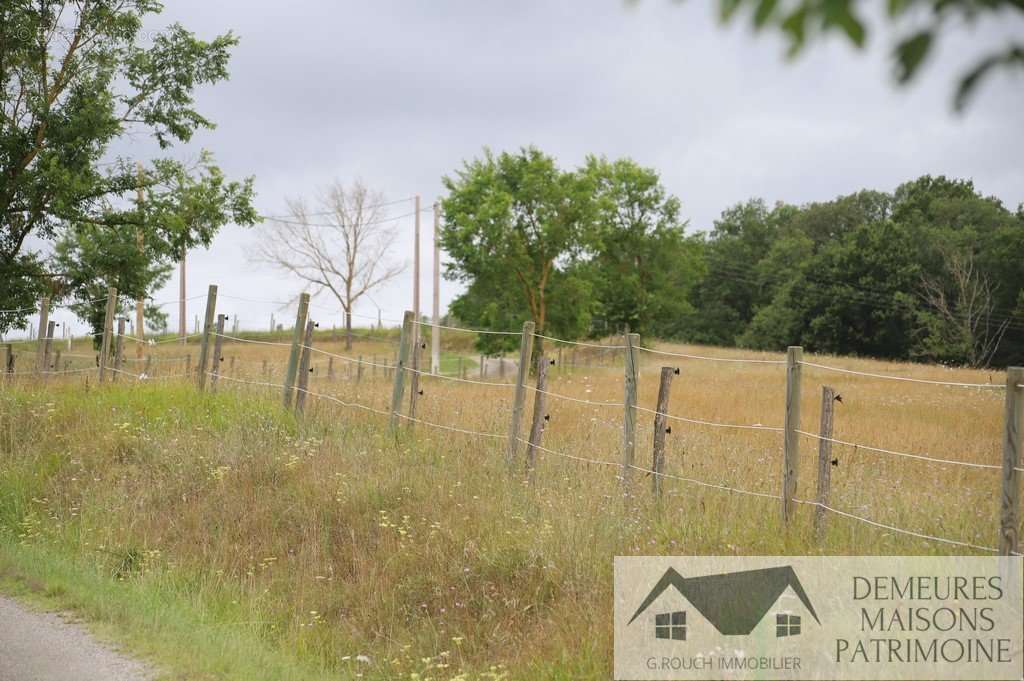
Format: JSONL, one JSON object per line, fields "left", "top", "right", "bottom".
{"left": 0, "top": 595, "right": 154, "bottom": 681}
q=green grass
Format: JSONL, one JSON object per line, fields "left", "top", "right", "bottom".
{"left": 0, "top": 375, "right": 999, "bottom": 680}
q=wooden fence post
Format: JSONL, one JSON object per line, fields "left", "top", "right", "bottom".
{"left": 1000, "top": 367, "right": 1023, "bottom": 555}
{"left": 35, "top": 297, "right": 50, "bottom": 373}
{"left": 388, "top": 311, "right": 414, "bottom": 432}
{"left": 112, "top": 318, "right": 126, "bottom": 382}
{"left": 782, "top": 346, "right": 803, "bottom": 524}
{"left": 295, "top": 320, "right": 315, "bottom": 415}
{"left": 621, "top": 333, "right": 640, "bottom": 488}
{"left": 505, "top": 321, "right": 536, "bottom": 469}
{"left": 283, "top": 293, "right": 310, "bottom": 408}
{"left": 41, "top": 320, "right": 55, "bottom": 379}
{"left": 210, "top": 314, "right": 226, "bottom": 392}
{"left": 407, "top": 340, "right": 427, "bottom": 427}
{"left": 327, "top": 356, "right": 335, "bottom": 380}
{"left": 5, "top": 344, "right": 14, "bottom": 382}
{"left": 814, "top": 385, "right": 836, "bottom": 542}
{"left": 195, "top": 285, "right": 218, "bottom": 391}
{"left": 525, "top": 355, "right": 550, "bottom": 481}
{"left": 98, "top": 287, "right": 117, "bottom": 383}
{"left": 652, "top": 367, "right": 675, "bottom": 498}
{"left": 53, "top": 349, "right": 62, "bottom": 376}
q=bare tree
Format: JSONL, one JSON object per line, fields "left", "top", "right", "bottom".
{"left": 920, "top": 250, "right": 1009, "bottom": 368}
{"left": 249, "top": 180, "right": 406, "bottom": 350}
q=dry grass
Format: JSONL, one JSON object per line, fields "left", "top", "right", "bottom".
{"left": 0, "top": 328, "right": 1015, "bottom": 679}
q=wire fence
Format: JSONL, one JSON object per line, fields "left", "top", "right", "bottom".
{"left": 3, "top": 289, "right": 1022, "bottom": 557}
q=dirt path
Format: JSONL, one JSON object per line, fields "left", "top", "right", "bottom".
{"left": 0, "top": 595, "right": 153, "bottom": 681}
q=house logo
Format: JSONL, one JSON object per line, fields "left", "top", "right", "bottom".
{"left": 628, "top": 565, "right": 820, "bottom": 641}
{"left": 614, "top": 556, "right": 1023, "bottom": 680}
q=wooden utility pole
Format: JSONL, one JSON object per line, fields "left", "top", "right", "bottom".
{"left": 431, "top": 202, "right": 441, "bottom": 375}
{"left": 282, "top": 293, "right": 310, "bottom": 408}
{"left": 195, "top": 285, "right": 218, "bottom": 391}
{"left": 409, "top": 195, "right": 422, "bottom": 412}
{"left": 621, "top": 333, "right": 640, "bottom": 488}
{"left": 35, "top": 297, "right": 49, "bottom": 374}
{"left": 179, "top": 245, "right": 187, "bottom": 344}
{"left": 651, "top": 367, "right": 675, "bottom": 498}
{"left": 814, "top": 386, "right": 837, "bottom": 542}
{"left": 98, "top": 287, "right": 117, "bottom": 383}
{"left": 135, "top": 162, "right": 146, "bottom": 357}
{"left": 525, "top": 355, "right": 550, "bottom": 481}
{"left": 1000, "top": 367, "right": 1023, "bottom": 555}
{"left": 389, "top": 311, "right": 414, "bottom": 432}
{"left": 294, "top": 320, "right": 315, "bottom": 415}
{"left": 210, "top": 315, "right": 227, "bottom": 392}
{"left": 505, "top": 321, "right": 536, "bottom": 469}
{"left": 782, "top": 346, "right": 803, "bottom": 524}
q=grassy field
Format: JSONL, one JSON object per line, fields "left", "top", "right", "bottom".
{"left": 0, "top": 328, "right": 1015, "bottom": 679}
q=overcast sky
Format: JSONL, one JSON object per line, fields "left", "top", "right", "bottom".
{"left": 88, "top": 1, "right": 1024, "bottom": 334}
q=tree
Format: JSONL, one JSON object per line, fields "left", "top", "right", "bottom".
{"left": 580, "top": 156, "right": 702, "bottom": 339}
{"left": 918, "top": 250, "right": 1009, "bottom": 368}
{"left": 248, "top": 180, "right": 406, "bottom": 350}
{"left": 53, "top": 154, "right": 256, "bottom": 344}
{"left": 440, "top": 147, "right": 594, "bottom": 353}
{"left": 690, "top": 0, "right": 1023, "bottom": 110}
{"left": 1, "top": 1, "right": 255, "bottom": 333}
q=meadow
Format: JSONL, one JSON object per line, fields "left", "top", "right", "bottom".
{"left": 0, "top": 324, "right": 1015, "bottom": 680}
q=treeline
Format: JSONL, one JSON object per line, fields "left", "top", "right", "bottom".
{"left": 441, "top": 148, "right": 1023, "bottom": 368}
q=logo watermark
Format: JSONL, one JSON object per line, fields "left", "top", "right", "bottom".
{"left": 614, "top": 556, "right": 1023, "bottom": 680}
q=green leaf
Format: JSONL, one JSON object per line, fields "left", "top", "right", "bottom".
{"left": 754, "top": 0, "right": 779, "bottom": 28}
{"left": 720, "top": 0, "right": 744, "bottom": 22}
{"left": 894, "top": 31, "right": 933, "bottom": 83}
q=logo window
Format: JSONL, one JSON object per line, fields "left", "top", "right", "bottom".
{"left": 776, "top": 613, "right": 801, "bottom": 637}
{"left": 655, "top": 611, "right": 686, "bottom": 640}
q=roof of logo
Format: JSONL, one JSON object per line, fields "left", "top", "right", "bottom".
{"left": 627, "top": 565, "right": 821, "bottom": 635}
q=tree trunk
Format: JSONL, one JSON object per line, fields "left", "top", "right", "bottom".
{"left": 345, "top": 310, "right": 352, "bottom": 351}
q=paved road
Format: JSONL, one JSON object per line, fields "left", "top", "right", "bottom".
{"left": 0, "top": 596, "right": 152, "bottom": 681}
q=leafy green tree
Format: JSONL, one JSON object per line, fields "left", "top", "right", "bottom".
{"left": 440, "top": 147, "right": 594, "bottom": 352}
{"left": 688, "top": 199, "right": 790, "bottom": 345}
{"left": 581, "top": 156, "right": 703, "bottom": 339}
{"left": 52, "top": 155, "right": 255, "bottom": 343}
{"left": 0, "top": 1, "right": 256, "bottom": 333}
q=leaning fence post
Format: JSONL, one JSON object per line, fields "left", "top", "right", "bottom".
{"left": 195, "top": 285, "right": 218, "bottom": 391}
{"left": 283, "top": 293, "right": 311, "bottom": 408}
{"left": 505, "top": 321, "right": 536, "bottom": 469}
{"left": 210, "top": 314, "right": 227, "bottom": 393}
{"left": 35, "top": 297, "right": 50, "bottom": 374}
{"left": 388, "top": 311, "right": 414, "bottom": 432}
{"left": 1000, "top": 367, "right": 1023, "bottom": 555}
{"left": 782, "top": 346, "right": 803, "bottom": 524}
{"left": 652, "top": 367, "right": 676, "bottom": 499}
{"left": 98, "top": 287, "right": 117, "bottom": 382}
{"left": 525, "top": 355, "right": 550, "bottom": 481}
{"left": 814, "top": 385, "right": 836, "bottom": 542}
{"left": 112, "top": 318, "right": 126, "bottom": 383}
{"left": 295, "top": 320, "right": 316, "bottom": 416}
{"left": 621, "top": 333, "right": 640, "bottom": 488}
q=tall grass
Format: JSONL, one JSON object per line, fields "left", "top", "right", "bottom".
{"left": 0, "top": 335, "right": 1013, "bottom": 679}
